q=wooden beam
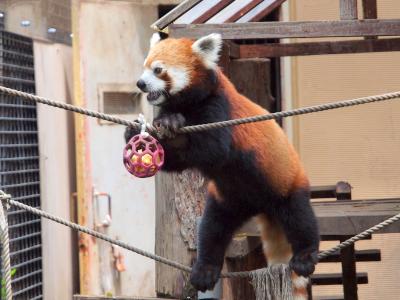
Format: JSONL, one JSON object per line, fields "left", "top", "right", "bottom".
{"left": 169, "top": 19, "right": 400, "bottom": 39}
{"left": 151, "top": 0, "right": 202, "bottom": 30}
{"left": 311, "top": 273, "right": 368, "bottom": 285}
{"left": 236, "top": 0, "right": 287, "bottom": 23}
{"left": 340, "top": 0, "right": 358, "bottom": 20}
{"left": 239, "top": 38, "right": 400, "bottom": 58}
{"left": 235, "top": 198, "right": 400, "bottom": 237}
{"left": 192, "top": 0, "right": 233, "bottom": 24}
{"left": 362, "top": 0, "right": 378, "bottom": 19}
{"left": 319, "top": 249, "right": 381, "bottom": 263}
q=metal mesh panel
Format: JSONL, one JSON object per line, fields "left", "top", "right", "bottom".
{"left": 0, "top": 31, "right": 43, "bottom": 299}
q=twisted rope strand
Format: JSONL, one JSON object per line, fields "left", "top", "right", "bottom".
{"left": 178, "top": 91, "right": 400, "bottom": 133}
{"left": 1, "top": 194, "right": 399, "bottom": 278}
{"left": 0, "top": 192, "right": 12, "bottom": 300}
{"left": 0, "top": 86, "right": 399, "bottom": 134}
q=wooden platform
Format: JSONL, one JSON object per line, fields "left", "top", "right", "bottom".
{"left": 228, "top": 198, "right": 400, "bottom": 257}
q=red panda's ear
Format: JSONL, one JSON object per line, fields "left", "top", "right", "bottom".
{"left": 192, "top": 33, "right": 222, "bottom": 69}
{"left": 150, "top": 32, "right": 168, "bottom": 49}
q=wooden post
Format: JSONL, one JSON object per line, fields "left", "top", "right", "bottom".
{"left": 362, "top": 0, "right": 377, "bottom": 19}
{"left": 155, "top": 171, "right": 206, "bottom": 299}
{"left": 337, "top": 183, "right": 358, "bottom": 300}
{"left": 340, "top": 238, "right": 358, "bottom": 300}
{"left": 362, "top": 0, "right": 378, "bottom": 39}
{"left": 340, "top": 0, "right": 358, "bottom": 20}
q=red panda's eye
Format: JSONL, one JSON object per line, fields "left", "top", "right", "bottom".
{"left": 154, "top": 67, "right": 163, "bottom": 75}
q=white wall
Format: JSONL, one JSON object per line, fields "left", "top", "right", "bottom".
{"left": 34, "top": 41, "right": 77, "bottom": 300}
{"left": 77, "top": 1, "right": 161, "bottom": 296}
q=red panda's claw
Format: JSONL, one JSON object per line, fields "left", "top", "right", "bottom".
{"left": 190, "top": 262, "right": 221, "bottom": 292}
{"left": 290, "top": 249, "right": 318, "bottom": 277}
{"left": 153, "top": 113, "right": 186, "bottom": 136}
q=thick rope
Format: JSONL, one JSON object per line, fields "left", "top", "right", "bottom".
{"left": 0, "top": 192, "right": 12, "bottom": 300}
{"left": 0, "top": 86, "right": 399, "bottom": 135}
{"left": 1, "top": 193, "right": 400, "bottom": 279}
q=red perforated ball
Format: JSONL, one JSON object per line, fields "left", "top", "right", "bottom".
{"left": 123, "top": 134, "right": 164, "bottom": 178}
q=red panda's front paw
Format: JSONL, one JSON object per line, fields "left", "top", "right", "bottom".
{"left": 153, "top": 113, "right": 186, "bottom": 133}
{"left": 124, "top": 125, "right": 140, "bottom": 143}
{"left": 290, "top": 249, "right": 318, "bottom": 277}
{"left": 190, "top": 262, "right": 221, "bottom": 292}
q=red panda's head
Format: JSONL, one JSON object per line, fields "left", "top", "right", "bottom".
{"left": 136, "top": 33, "right": 223, "bottom": 106}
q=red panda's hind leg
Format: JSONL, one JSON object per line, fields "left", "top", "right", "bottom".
{"left": 257, "top": 214, "right": 310, "bottom": 300}
{"left": 279, "top": 187, "right": 320, "bottom": 278}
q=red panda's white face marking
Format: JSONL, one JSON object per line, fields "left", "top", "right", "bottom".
{"left": 137, "top": 33, "right": 222, "bottom": 106}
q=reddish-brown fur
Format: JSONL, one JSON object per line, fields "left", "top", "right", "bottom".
{"left": 217, "top": 70, "right": 309, "bottom": 196}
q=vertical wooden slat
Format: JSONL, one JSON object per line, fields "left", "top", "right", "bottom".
{"left": 340, "top": 0, "right": 358, "bottom": 20}
{"left": 362, "top": 0, "right": 378, "bottom": 39}
{"left": 362, "top": 0, "right": 378, "bottom": 19}
{"left": 340, "top": 239, "right": 358, "bottom": 300}
{"left": 337, "top": 183, "right": 357, "bottom": 300}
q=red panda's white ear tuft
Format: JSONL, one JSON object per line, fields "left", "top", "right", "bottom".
{"left": 192, "top": 33, "right": 222, "bottom": 69}
{"left": 150, "top": 32, "right": 161, "bottom": 49}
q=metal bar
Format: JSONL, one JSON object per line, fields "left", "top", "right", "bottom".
{"left": 12, "top": 282, "right": 42, "bottom": 297}
{"left": 0, "top": 156, "right": 39, "bottom": 162}
{"left": 1, "top": 49, "right": 34, "bottom": 59}
{"left": 0, "top": 103, "right": 36, "bottom": 109}
{"left": 0, "top": 169, "right": 40, "bottom": 175}
{"left": 0, "top": 131, "right": 38, "bottom": 134}
{"left": 0, "top": 117, "right": 37, "bottom": 121}
{"left": 30, "top": 295, "right": 43, "bottom": 300}
{"left": 0, "top": 182, "right": 40, "bottom": 189}
{"left": 10, "top": 232, "right": 41, "bottom": 243}
{"left": 10, "top": 194, "right": 40, "bottom": 201}
{"left": 10, "top": 244, "right": 42, "bottom": 257}
{"left": 12, "top": 269, "right": 42, "bottom": 284}
{"left": 0, "top": 62, "right": 35, "bottom": 72}
{"left": 0, "top": 144, "right": 39, "bottom": 148}
{"left": 9, "top": 219, "right": 40, "bottom": 229}
{"left": 11, "top": 257, "right": 42, "bottom": 269}
{"left": 0, "top": 76, "right": 35, "bottom": 84}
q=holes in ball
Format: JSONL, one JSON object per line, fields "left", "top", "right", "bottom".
{"left": 131, "top": 155, "right": 139, "bottom": 164}
{"left": 134, "top": 165, "right": 145, "bottom": 174}
{"left": 155, "top": 152, "right": 164, "bottom": 166}
{"left": 132, "top": 135, "right": 140, "bottom": 143}
{"left": 149, "top": 165, "right": 157, "bottom": 173}
{"left": 134, "top": 142, "right": 146, "bottom": 153}
{"left": 148, "top": 143, "right": 157, "bottom": 152}
{"left": 142, "top": 154, "right": 153, "bottom": 166}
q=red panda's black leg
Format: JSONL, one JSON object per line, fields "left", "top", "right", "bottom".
{"left": 190, "top": 195, "right": 250, "bottom": 292}
{"left": 276, "top": 188, "right": 320, "bottom": 277}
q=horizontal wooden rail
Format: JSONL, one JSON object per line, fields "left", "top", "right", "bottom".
{"left": 311, "top": 272, "right": 368, "bottom": 285}
{"left": 170, "top": 19, "right": 400, "bottom": 39}
{"left": 239, "top": 38, "right": 400, "bottom": 58}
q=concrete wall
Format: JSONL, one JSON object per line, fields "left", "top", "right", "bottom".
{"left": 287, "top": 0, "right": 400, "bottom": 298}
{"left": 74, "top": 0, "right": 172, "bottom": 297}
{"left": 3, "top": 0, "right": 72, "bottom": 44}
{"left": 35, "top": 41, "right": 77, "bottom": 300}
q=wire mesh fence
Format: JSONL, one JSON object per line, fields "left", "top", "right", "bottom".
{"left": 0, "top": 30, "right": 43, "bottom": 300}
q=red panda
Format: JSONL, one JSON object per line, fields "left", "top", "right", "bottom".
{"left": 125, "top": 32, "right": 320, "bottom": 299}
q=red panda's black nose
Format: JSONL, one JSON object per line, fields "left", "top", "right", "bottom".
{"left": 136, "top": 80, "right": 147, "bottom": 92}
